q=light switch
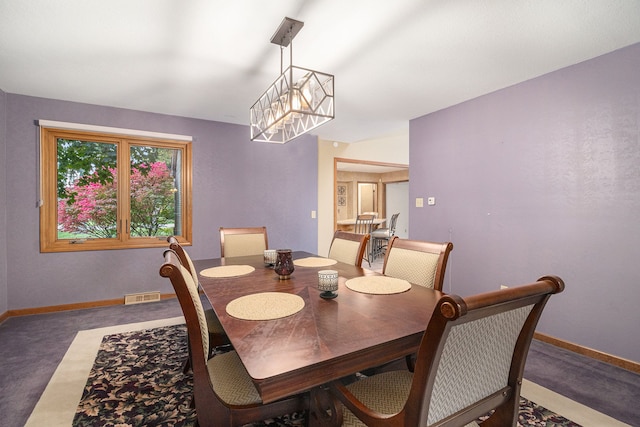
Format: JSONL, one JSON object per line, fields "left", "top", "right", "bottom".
{"left": 416, "top": 198, "right": 424, "bottom": 208}
{"left": 427, "top": 197, "right": 436, "bottom": 206}
{"left": 311, "top": 210, "right": 317, "bottom": 219}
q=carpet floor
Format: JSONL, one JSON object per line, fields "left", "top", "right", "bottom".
{"left": 25, "top": 318, "right": 630, "bottom": 427}
{"left": 2, "top": 297, "right": 638, "bottom": 426}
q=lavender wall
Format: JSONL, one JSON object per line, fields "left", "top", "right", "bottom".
{"left": 409, "top": 43, "right": 640, "bottom": 362}
{"left": 0, "top": 89, "right": 7, "bottom": 315}
{"left": 4, "top": 95, "right": 318, "bottom": 310}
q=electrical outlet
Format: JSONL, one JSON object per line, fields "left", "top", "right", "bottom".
{"left": 500, "top": 285, "right": 508, "bottom": 290}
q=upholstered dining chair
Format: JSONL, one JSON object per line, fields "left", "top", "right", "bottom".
{"left": 219, "top": 226, "right": 268, "bottom": 258}
{"left": 167, "top": 237, "right": 230, "bottom": 373}
{"left": 370, "top": 212, "right": 399, "bottom": 260}
{"left": 382, "top": 237, "right": 453, "bottom": 292}
{"left": 160, "top": 250, "right": 309, "bottom": 426}
{"left": 328, "top": 231, "right": 370, "bottom": 268}
{"left": 324, "top": 276, "right": 565, "bottom": 427}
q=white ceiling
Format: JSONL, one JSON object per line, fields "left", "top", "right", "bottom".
{"left": 2, "top": 0, "right": 640, "bottom": 143}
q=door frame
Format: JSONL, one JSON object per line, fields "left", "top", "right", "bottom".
{"left": 333, "top": 157, "right": 409, "bottom": 231}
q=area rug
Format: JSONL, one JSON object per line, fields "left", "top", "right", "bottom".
{"left": 70, "top": 324, "right": 581, "bottom": 427}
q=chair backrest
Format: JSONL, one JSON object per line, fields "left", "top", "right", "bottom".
{"left": 354, "top": 214, "right": 375, "bottom": 235}
{"left": 160, "top": 249, "right": 210, "bottom": 363}
{"left": 406, "top": 276, "right": 565, "bottom": 426}
{"left": 388, "top": 212, "right": 400, "bottom": 235}
{"left": 328, "top": 231, "right": 370, "bottom": 268}
{"left": 382, "top": 237, "right": 453, "bottom": 291}
{"left": 219, "top": 226, "right": 268, "bottom": 257}
{"left": 167, "top": 236, "right": 198, "bottom": 285}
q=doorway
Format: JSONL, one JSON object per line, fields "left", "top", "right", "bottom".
{"left": 385, "top": 181, "right": 409, "bottom": 238}
{"left": 358, "top": 183, "right": 377, "bottom": 215}
{"left": 334, "top": 158, "right": 409, "bottom": 232}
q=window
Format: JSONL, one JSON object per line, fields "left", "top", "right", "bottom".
{"left": 40, "top": 126, "right": 192, "bottom": 252}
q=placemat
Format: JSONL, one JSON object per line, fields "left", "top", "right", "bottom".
{"left": 293, "top": 257, "right": 338, "bottom": 267}
{"left": 345, "top": 276, "right": 411, "bottom": 295}
{"left": 199, "top": 265, "right": 255, "bottom": 278}
{"left": 226, "top": 292, "right": 305, "bottom": 320}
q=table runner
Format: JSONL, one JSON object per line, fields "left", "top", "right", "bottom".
{"left": 199, "top": 265, "right": 255, "bottom": 278}
{"left": 226, "top": 292, "right": 305, "bottom": 320}
{"left": 345, "top": 276, "right": 411, "bottom": 294}
{"left": 293, "top": 257, "right": 338, "bottom": 267}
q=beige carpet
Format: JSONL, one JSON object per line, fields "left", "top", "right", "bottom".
{"left": 27, "top": 317, "right": 630, "bottom": 427}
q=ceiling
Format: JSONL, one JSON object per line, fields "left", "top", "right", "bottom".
{"left": 2, "top": 1, "right": 640, "bottom": 143}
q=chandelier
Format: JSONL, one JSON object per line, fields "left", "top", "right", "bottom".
{"left": 250, "top": 17, "right": 335, "bottom": 143}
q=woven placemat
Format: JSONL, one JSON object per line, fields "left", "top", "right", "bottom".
{"left": 226, "top": 292, "right": 305, "bottom": 321}
{"left": 293, "top": 257, "right": 338, "bottom": 267}
{"left": 345, "top": 276, "right": 411, "bottom": 295}
{"left": 199, "top": 265, "right": 255, "bottom": 278}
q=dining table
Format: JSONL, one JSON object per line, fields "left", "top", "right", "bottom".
{"left": 194, "top": 251, "right": 443, "bottom": 425}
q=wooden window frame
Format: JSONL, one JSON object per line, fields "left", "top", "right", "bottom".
{"left": 40, "top": 126, "right": 192, "bottom": 252}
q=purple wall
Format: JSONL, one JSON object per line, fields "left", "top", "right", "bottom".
{"left": 409, "top": 43, "right": 640, "bottom": 362}
{"left": 0, "top": 89, "right": 7, "bottom": 315}
{"left": 4, "top": 95, "right": 318, "bottom": 310}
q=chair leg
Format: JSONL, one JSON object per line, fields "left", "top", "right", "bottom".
{"left": 183, "top": 337, "right": 193, "bottom": 374}
{"left": 405, "top": 353, "right": 416, "bottom": 372}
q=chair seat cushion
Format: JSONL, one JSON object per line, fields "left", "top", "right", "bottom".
{"left": 205, "top": 307, "right": 225, "bottom": 335}
{"left": 342, "top": 371, "right": 479, "bottom": 427}
{"left": 370, "top": 228, "right": 391, "bottom": 238}
{"left": 341, "top": 370, "right": 412, "bottom": 426}
{"left": 207, "top": 351, "right": 262, "bottom": 406}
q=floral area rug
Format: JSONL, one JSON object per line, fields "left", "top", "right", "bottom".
{"left": 73, "top": 325, "right": 580, "bottom": 427}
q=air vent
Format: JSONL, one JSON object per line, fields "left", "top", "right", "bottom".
{"left": 124, "top": 291, "right": 161, "bottom": 305}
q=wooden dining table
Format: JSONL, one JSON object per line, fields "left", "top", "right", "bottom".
{"left": 194, "top": 251, "right": 442, "bottom": 422}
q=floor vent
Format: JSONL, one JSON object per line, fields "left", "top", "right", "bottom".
{"left": 124, "top": 291, "right": 161, "bottom": 305}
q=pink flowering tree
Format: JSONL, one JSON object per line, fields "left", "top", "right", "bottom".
{"left": 58, "top": 162, "right": 175, "bottom": 238}
{"left": 129, "top": 162, "right": 177, "bottom": 236}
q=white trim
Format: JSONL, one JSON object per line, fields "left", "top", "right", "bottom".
{"left": 38, "top": 120, "right": 193, "bottom": 141}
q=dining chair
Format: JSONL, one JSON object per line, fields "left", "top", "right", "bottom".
{"left": 328, "top": 231, "right": 370, "bottom": 268}
{"left": 354, "top": 214, "right": 376, "bottom": 266}
{"left": 370, "top": 212, "right": 399, "bottom": 260}
{"left": 382, "top": 237, "right": 453, "bottom": 371}
{"left": 167, "top": 236, "right": 231, "bottom": 374}
{"left": 160, "top": 249, "right": 309, "bottom": 426}
{"left": 219, "top": 226, "right": 268, "bottom": 258}
{"left": 324, "top": 276, "right": 565, "bottom": 427}
{"left": 382, "top": 236, "right": 453, "bottom": 292}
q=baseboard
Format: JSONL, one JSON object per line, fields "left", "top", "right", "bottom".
{"left": 534, "top": 332, "right": 640, "bottom": 374}
{"left": 0, "top": 310, "right": 9, "bottom": 324}
{"left": 3, "top": 293, "right": 177, "bottom": 319}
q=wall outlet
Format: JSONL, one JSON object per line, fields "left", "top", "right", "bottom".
{"left": 427, "top": 197, "right": 436, "bottom": 206}
{"left": 500, "top": 285, "right": 508, "bottom": 290}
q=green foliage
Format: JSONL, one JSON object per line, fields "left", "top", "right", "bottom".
{"left": 56, "top": 138, "right": 179, "bottom": 239}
